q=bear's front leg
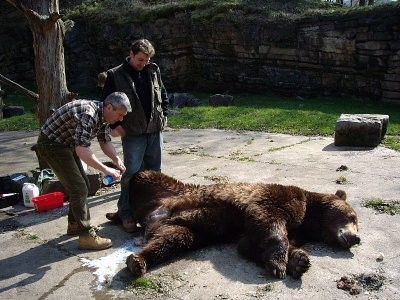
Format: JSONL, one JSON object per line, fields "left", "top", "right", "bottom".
{"left": 261, "top": 233, "right": 289, "bottom": 279}
{"left": 126, "top": 253, "right": 147, "bottom": 277}
{"left": 286, "top": 245, "right": 311, "bottom": 279}
{"left": 243, "top": 209, "right": 290, "bottom": 279}
{"left": 125, "top": 224, "right": 196, "bottom": 277}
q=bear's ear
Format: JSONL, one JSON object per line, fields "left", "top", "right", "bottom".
{"left": 335, "top": 189, "right": 347, "bottom": 200}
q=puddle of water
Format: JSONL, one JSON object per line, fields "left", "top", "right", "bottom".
{"left": 81, "top": 238, "right": 142, "bottom": 290}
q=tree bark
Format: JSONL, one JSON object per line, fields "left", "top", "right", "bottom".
{"left": 0, "top": 84, "right": 4, "bottom": 120}
{"left": 5, "top": 0, "right": 70, "bottom": 126}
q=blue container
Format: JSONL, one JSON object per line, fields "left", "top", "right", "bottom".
{"left": 102, "top": 175, "right": 113, "bottom": 185}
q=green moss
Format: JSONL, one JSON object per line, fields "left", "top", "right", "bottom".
{"left": 364, "top": 199, "right": 400, "bottom": 215}
{"left": 381, "top": 137, "right": 400, "bottom": 152}
{"left": 336, "top": 176, "right": 347, "bottom": 184}
{"left": 129, "top": 277, "right": 161, "bottom": 291}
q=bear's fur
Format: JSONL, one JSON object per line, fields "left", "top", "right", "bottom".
{"left": 123, "top": 171, "right": 360, "bottom": 279}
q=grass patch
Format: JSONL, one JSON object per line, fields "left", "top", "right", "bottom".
{"left": 0, "top": 93, "right": 38, "bottom": 132}
{"left": 2, "top": 92, "right": 400, "bottom": 152}
{"left": 364, "top": 199, "right": 400, "bottom": 215}
{"left": 336, "top": 176, "right": 347, "bottom": 184}
{"left": 381, "top": 136, "right": 400, "bottom": 151}
{"left": 15, "top": 229, "right": 39, "bottom": 240}
{"left": 259, "top": 283, "right": 274, "bottom": 292}
{"left": 129, "top": 277, "right": 161, "bottom": 291}
{"left": 168, "top": 92, "right": 400, "bottom": 138}
{"left": 203, "top": 175, "right": 230, "bottom": 183}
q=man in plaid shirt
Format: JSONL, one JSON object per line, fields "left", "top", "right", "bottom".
{"left": 35, "top": 92, "right": 131, "bottom": 250}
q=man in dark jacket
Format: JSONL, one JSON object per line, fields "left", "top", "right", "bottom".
{"left": 102, "top": 39, "right": 169, "bottom": 232}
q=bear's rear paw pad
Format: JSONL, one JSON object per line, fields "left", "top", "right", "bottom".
{"left": 126, "top": 254, "right": 147, "bottom": 277}
{"left": 287, "top": 249, "right": 311, "bottom": 279}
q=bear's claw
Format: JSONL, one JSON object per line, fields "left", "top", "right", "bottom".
{"left": 268, "top": 261, "right": 287, "bottom": 279}
{"left": 272, "top": 268, "right": 286, "bottom": 279}
{"left": 287, "top": 249, "right": 311, "bottom": 279}
{"left": 126, "top": 254, "right": 147, "bottom": 277}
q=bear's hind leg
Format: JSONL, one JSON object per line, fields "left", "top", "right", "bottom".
{"left": 286, "top": 245, "right": 311, "bottom": 279}
{"left": 126, "top": 224, "right": 196, "bottom": 277}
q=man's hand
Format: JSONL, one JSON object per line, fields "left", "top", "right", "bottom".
{"left": 105, "top": 166, "right": 121, "bottom": 181}
{"left": 110, "top": 125, "right": 126, "bottom": 137}
{"left": 113, "top": 156, "right": 126, "bottom": 174}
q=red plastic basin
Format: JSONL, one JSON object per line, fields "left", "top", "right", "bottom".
{"left": 31, "top": 192, "right": 64, "bottom": 212}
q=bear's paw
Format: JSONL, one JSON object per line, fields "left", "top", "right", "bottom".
{"left": 268, "top": 261, "right": 287, "bottom": 279}
{"left": 126, "top": 253, "right": 147, "bottom": 277}
{"left": 287, "top": 248, "right": 311, "bottom": 279}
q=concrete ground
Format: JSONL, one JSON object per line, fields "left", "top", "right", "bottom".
{"left": 0, "top": 127, "right": 399, "bottom": 299}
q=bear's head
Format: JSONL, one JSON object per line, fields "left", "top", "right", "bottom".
{"left": 319, "top": 190, "right": 360, "bottom": 249}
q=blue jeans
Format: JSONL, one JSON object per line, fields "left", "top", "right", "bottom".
{"left": 118, "top": 132, "right": 163, "bottom": 220}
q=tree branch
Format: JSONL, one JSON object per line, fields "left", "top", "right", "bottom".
{"left": 4, "top": 0, "right": 18, "bottom": 9}
{"left": 0, "top": 74, "right": 39, "bottom": 102}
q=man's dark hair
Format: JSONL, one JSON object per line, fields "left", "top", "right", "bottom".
{"left": 130, "top": 39, "right": 155, "bottom": 57}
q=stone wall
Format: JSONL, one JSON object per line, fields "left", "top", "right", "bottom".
{"left": 1, "top": 3, "right": 399, "bottom": 102}
{"left": 0, "top": 3, "right": 34, "bottom": 84}
{"left": 188, "top": 9, "right": 400, "bottom": 101}
{"left": 63, "top": 12, "right": 197, "bottom": 93}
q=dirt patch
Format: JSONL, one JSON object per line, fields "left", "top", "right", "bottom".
{"left": 0, "top": 215, "right": 20, "bottom": 233}
{"left": 336, "top": 273, "right": 386, "bottom": 295}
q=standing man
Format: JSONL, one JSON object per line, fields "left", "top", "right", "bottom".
{"left": 97, "top": 71, "right": 107, "bottom": 96}
{"left": 102, "top": 38, "right": 169, "bottom": 232}
{"left": 35, "top": 92, "right": 132, "bottom": 250}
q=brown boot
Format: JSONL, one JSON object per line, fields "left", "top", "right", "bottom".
{"left": 67, "top": 223, "right": 99, "bottom": 236}
{"left": 78, "top": 234, "right": 112, "bottom": 250}
{"left": 105, "top": 211, "right": 122, "bottom": 224}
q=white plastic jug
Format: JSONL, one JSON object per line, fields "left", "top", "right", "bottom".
{"left": 22, "top": 183, "right": 39, "bottom": 208}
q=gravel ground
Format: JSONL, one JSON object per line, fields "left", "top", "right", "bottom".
{"left": 1, "top": 128, "right": 399, "bottom": 299}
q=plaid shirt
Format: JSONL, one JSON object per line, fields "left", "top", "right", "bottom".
{"left": 41, "top": 100, "right": 111, "bottom": 148}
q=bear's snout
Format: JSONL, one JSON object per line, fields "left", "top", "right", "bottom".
{"left": 337, "top": 227, "right": 361, "bottom": 248}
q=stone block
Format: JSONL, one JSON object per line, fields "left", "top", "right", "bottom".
{"left": 334, "top": 114, "right": 389, "bottom": 147}
{"left": 209, "top": 94, "right": 234, "bottom": 106}
{"left": 351, "top": 114, "right": 389, "bottom": 139}
{"left": 170, "top": 92, "right": 200, "bottom": 108}
{"left": 2, "top": 105, "right": 24, "bottom": 118}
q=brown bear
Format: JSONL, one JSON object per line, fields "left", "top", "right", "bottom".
{"left": 119, "top": 171, "right": 360, "bottom": 279}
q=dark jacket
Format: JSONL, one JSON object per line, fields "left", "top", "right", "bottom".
{"left": 103, "top": 58, "right": 169, "bottom": 135}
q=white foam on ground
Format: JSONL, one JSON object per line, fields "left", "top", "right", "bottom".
{"left": 81, "top": 238, "right": 142, "bottom": 290}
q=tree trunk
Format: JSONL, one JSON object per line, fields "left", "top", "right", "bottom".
{"left": 0, "top": 84, "right": 4, "bottom": 120}
{"left": 6, "top": 0, "right": 70, "bottom": 126}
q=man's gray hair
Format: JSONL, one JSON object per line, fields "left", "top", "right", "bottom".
{"left": 104, "top": 92, "right": 132, "bottom": 112}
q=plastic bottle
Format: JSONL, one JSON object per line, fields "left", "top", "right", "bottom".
{"left": 22, "top": 183, "right": 39, "bottom": 208}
